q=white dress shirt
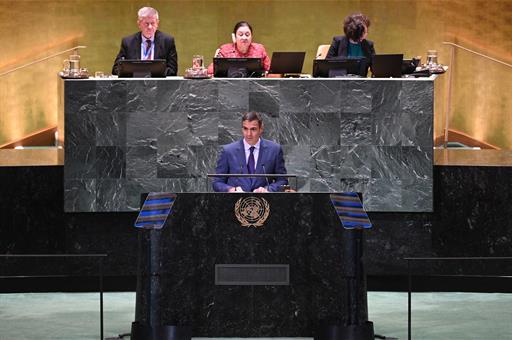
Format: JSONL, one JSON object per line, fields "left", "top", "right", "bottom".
{"left": 243, "top": 138, "right": 261, "bottom": 170}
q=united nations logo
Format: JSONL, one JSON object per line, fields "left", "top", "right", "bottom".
{"left": 234, "top": 196, "right": 270, "bottom": 228}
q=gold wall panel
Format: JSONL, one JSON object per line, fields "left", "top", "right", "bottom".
{"left": 1, "top": 0, "right": 511, "bottom": 148}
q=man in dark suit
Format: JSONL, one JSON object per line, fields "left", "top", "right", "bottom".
{"left": 213, "top": 112, "right": 288, "bottom": 193}
{"left": 112, "top": 7, "right": 178, "bottom": 76}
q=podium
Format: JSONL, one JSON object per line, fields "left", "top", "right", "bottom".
{"left": 131, "top": 193, "right": 374, "bottom": 339}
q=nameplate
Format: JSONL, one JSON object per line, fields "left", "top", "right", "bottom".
{"left": 215, "top": 264, "right": 289, "bottom": 285}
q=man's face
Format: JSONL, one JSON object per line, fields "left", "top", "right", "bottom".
{"left": 138, "top": 15, "right": 159, "bottom": 38}
{"left": 242, "top": 119, "right": 263, "bottom": 146}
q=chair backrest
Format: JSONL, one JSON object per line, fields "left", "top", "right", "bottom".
{"left": 315, "top": 44, "right": 330, "bottom": 59}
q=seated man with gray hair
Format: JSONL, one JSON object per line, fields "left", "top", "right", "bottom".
{"left": 112, "top": 6, "right": 178, "bottom": 76}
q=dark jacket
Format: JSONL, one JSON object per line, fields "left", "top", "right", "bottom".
{"left": 326, "top": 35, "right": 375, "bottom": 60}
{"left": 112, "top": 30, "right": 178, "bottom": 76}
{"left": 212, "top": 138, "right": 288, "bottom": 192}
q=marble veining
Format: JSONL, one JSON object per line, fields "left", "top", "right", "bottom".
{"left": 63, "top": 78, "right": 435, "bottom": 212}
{"left": 3, "top": 165, "right": 511, "bottom": 291}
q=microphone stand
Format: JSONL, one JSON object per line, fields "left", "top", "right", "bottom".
{"left": 207, "top": 174, "right": 298, "bottom": 192}
{"left": 261, "top": 164, "right": 270, "bottom": 191}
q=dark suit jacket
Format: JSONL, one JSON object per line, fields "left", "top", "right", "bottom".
{"left": 112, "top": 30, "right": 178, "bottom": 76}
{"left": 326, "top": 35, "right": 375, "bottom": 60}
{"left": 212, "top": 138, "right": 288, "bottom": 192}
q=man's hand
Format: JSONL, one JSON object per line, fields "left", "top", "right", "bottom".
{"left": 228, "top": 186, "right": 244, "bottom": 192}
{"left": 253, "top": 187, "right": 268, "bottom": 193}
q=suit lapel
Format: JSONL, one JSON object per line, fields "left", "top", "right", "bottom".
{"left": 362, "top": 39, "right": 371, "bottom": 58}
{"left": 154, "top": 31, "right": 163, "bottom": 59}
{"left": 255, "top": 138, "right": 266, "bottom": 173}
{"left": 135, "top": 32, "right": 142, "bottom": 59}
{"left": 340, "top": 36, "right": 349, "bottom": 57}
{"left": 236, "top": 140, "right": 247, "bottom": 174}
{"left": 235, "top": 140, "right": 251, "bottom": 190}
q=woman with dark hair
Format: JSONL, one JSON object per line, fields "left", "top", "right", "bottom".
{"left": 207, "top": 21, "right": 270, "bottom": 75}
{"left": 326, "top": 13, "right": 375, "bottom": 59}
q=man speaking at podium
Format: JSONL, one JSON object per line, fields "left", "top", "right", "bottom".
{"left": 213, "top": 112, "right": 288, "bottom": 193}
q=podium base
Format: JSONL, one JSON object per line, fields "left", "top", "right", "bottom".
{"left": 130, "top": 322, "right": 191, "bottom": 340}
{"left": 315, "top": 321, "right": 375, "bottom": 340}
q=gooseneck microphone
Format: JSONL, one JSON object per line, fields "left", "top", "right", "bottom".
{"left": 261, "top": 164, "right": 270, "bottom": 190}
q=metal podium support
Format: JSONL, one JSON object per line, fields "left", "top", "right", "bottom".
{"left": 315, "top": 193, "right": 375, "bottom": 340}
{"left": 131, "top": 193, "right": 191, "bottom": 340}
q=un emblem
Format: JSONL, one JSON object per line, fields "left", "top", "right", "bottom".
{"left": 234, "top": 196, "right": 270, "bottom": 228}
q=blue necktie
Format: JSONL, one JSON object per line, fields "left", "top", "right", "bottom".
{"left": 144, "top": 39, "right": 152, "bottom": 60}
{"left": 247, "top": 146, "right": 255, "bottom": 174}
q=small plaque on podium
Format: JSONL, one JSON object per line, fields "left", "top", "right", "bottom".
{"left": 330, "top": 192, "right": 372, "bottom": 229}
{"left": 134, "top": 192, "right": 176, "bottom": 229}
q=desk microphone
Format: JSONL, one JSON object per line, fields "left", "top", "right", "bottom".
{"left": 261, "top": 164, "right": 270, "bottom": 190}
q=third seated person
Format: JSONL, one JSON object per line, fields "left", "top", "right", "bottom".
{"left": 207, "top": 21, "right": 271, "bottom": 76}
{"left": 326, "top": 13, "right": 375, "bottom": 60}
{"left": 212, "top": 112, "right": 287, "bottom": 193}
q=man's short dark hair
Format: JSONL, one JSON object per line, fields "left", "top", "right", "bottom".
{"left": 242, "top": 112, "right": 263, "bottom": 127}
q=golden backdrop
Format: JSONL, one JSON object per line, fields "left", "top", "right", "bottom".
{"left": 0, "top": 0, "right": 511, "bottom": 148}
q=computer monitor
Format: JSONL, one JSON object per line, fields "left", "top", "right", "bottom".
{"left": 312, "top": 58, "right": 368, "bottom": 78}
{"left": 371, "top": 54, "right": 403, "bottom": 78}
{"left": 269, "top": 52, "right": 306, "bottom": 74}
{"left": 118, "top": 59, "right": 167, "bottom": 78}
{"left": 213, "top": 57, "right": 264, "bottom": 78}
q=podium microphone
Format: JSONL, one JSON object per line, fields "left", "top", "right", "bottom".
{"left": 261, "top": 164, "right": 270, "bottom": 190}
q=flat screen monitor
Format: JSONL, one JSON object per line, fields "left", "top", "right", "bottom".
{"left": 213, "top": 57, "right": 264, "bottom": 78}
{"left": 313, "top": 58, "right": 368, "bottom": 78}
{"left": 269, "top": 52, "right": 306, "bottom": 74}
{"left": 371, "top": 54, "right": 403, "bottom": 78}
{"left": 118, "top": 59, "right": 167, "bottom": 78}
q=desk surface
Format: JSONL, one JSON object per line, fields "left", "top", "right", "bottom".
{"left": 83, "top": 74, "right": 438, "bottom": 81}
{"left": 434, "top": 148, "right": 512, "bottom": 167}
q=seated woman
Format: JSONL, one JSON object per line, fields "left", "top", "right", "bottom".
{"left": 207, "top": 21, "right": 271, "bottom": 76}
{"left": 326, "top": 13, "right": 375, "bottom": 59}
